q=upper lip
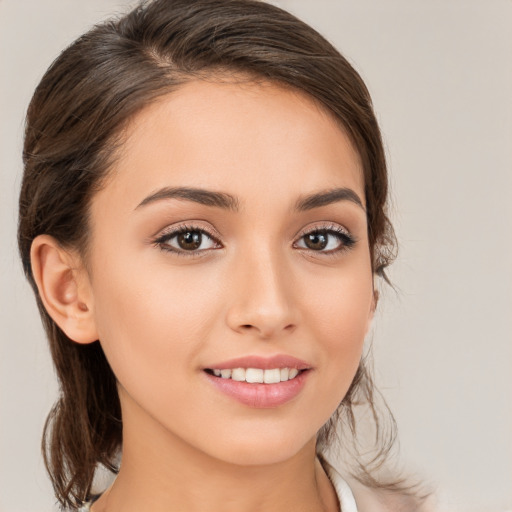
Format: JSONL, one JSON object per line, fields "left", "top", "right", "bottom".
{"left": 204, "top": 354, "right": 312, "bottom": 371}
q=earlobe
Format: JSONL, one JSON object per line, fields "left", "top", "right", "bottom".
{"left": 364, "top": 288, "right": 378, "bottom": 336}
{"left": 372, "top": 288, "right": 379, "bottom": 313}
{"left": 30, "top": 235, "right": 98, "bottom": 344}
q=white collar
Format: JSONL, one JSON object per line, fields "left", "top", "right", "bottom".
{"left": 324, "top": 462, "right": 359, "bottom": 512}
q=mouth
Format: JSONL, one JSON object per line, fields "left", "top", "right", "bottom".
{"left": 204, "top": 367, "right": 307, "bottom": 384}
{"left": 202, "top": 355, "right": 312, "bottom": 408}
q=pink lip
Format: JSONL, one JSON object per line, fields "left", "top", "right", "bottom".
{"left": 202, "top": 354, "right": 313, "bottom": 408}
{"left": 204, "top": 354, "right": 312, "bottom": 371}
{"left": 203, "top": 369, "right": 311, "bottom": 408}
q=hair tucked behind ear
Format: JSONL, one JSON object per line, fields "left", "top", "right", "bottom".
{"left": 18, "top": 0, "right": 409, "bottom": 508}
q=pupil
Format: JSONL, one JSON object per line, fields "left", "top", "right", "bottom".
{"left": 178, "top": 231, "right": 202, "bottom": 250}
{"left": 305, "top": 231, "right": 327, "bottom": 250}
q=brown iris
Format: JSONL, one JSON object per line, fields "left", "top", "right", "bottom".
{"left": 304, "top": 231, "right": 328, "bottom": 250}
{"left": 177, "top": 231, "right": 202, "bottom": 250}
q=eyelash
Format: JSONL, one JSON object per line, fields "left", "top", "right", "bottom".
{"left": 294, "top": 223, "right": 357, "bottom": 257}
{"left": 153, "top": 224, "right": 222, "bottom": 258}
{"left": 153, "top": 222, "right": 357, "bottom": 258}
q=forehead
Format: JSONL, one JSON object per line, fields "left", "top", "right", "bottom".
{"left": 97, "top": 78, "right": 365, "bottom": 213}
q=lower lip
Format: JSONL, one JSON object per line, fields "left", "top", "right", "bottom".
{"left": 203, "top": 370, "right": 310, "bottom": 408}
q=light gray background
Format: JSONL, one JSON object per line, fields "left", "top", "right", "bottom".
{"left": 1, "top": 1, "right": 511, "bottom": 511}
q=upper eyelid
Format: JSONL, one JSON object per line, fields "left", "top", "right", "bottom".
{"left": 155, "top": 222, "right": 221, "bottom": 242}
{"left": 294, "top": 221, "right": 353, "bottom": 240}
{"left": 153, "top": 225, "right": 222, "bottom": 257}
{"left": 294, "top": 222, "right": 357, "bottom": 253}
{"left": 154, "top": 221, "right": 352, "bottom": 239}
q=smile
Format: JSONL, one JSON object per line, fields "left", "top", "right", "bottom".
{"left": 206, "top": 367, "right": 301, "bottom": 383}
{"left": 202, "top": 354, "right": 312, "bottom": 407}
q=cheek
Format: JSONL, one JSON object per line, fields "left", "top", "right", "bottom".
{"left": 304, "top": 262, "right": 373, "bottom": 395}
{"left": 88, "top": 252, "right": 223, "bottom": 392}
{"left": 305, "top": 255, "right": 373, "bottom": 334}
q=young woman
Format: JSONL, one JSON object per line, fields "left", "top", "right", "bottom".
{"left": 18, "top": 0, "right": 427, "bottom": 510}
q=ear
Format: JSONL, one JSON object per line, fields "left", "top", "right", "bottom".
{"left": 372, "top": 288, "right": 379, "bottom": 314}
{"left": 364, "top": 286, "right": 378, "bottom": 336}
{"left": 30, "top": 234, "right": 98, "bottom": 344}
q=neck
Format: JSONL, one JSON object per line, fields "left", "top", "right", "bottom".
{"left": 92, "top": 394, "right": 339, "bottom": 512}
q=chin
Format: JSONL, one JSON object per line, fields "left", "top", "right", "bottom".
{"left": 199, "top": 425, "right": 317, "bottom": 467}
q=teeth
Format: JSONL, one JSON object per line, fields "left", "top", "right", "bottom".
{"left": 211, "top": 367, "right": 303, "bottom": 383}
{"left": 264, "top": 368, "right": 280, "bottom": 384}
{"left": 231, "top": 368, "right": 245, "bottom": 381}
{"left": 246, "top": 368, "right": 263, "bottom": 383}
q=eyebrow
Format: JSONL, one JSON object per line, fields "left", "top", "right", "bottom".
{"left": 136, "top": 186, "right": 240, "bottom": 211}
{"left": 295, "top": 187, "right": 365, "bottom": 212}
{"left": 135, "top": 186, "right": 364, "bottom": 212}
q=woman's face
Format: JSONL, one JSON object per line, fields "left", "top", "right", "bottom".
{"left": 83, "top": 79, "right": 374, "bottom": 466}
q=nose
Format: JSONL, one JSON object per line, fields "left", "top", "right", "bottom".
{"left": 225, "top": 248, "right": 298, "bottom": 339}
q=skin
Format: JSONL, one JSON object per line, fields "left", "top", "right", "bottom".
{"left": 32, "top": 79, "right": 375, "bottom": 512}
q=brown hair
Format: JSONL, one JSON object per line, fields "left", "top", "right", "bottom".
{"left": 18, "top": 0, "right": 404, "bottom": 508}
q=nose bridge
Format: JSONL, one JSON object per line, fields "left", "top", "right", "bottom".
{"left": 225, "top": 241, "right": 297, "bottom": 338}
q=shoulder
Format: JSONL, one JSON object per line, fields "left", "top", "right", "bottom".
{"left": 321, "top": 457, "right": 434, "bottom": 512}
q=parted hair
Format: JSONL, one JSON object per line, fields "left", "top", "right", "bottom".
{"left": 18, "top": 0, "right": 406, "bottom": 508}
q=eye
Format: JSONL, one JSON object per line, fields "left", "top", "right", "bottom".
{"left": 294, "top": 225, "right": 356, "bottom": 254}
{"left": 154, "top": 224, "right": 222, "bottom": 256}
